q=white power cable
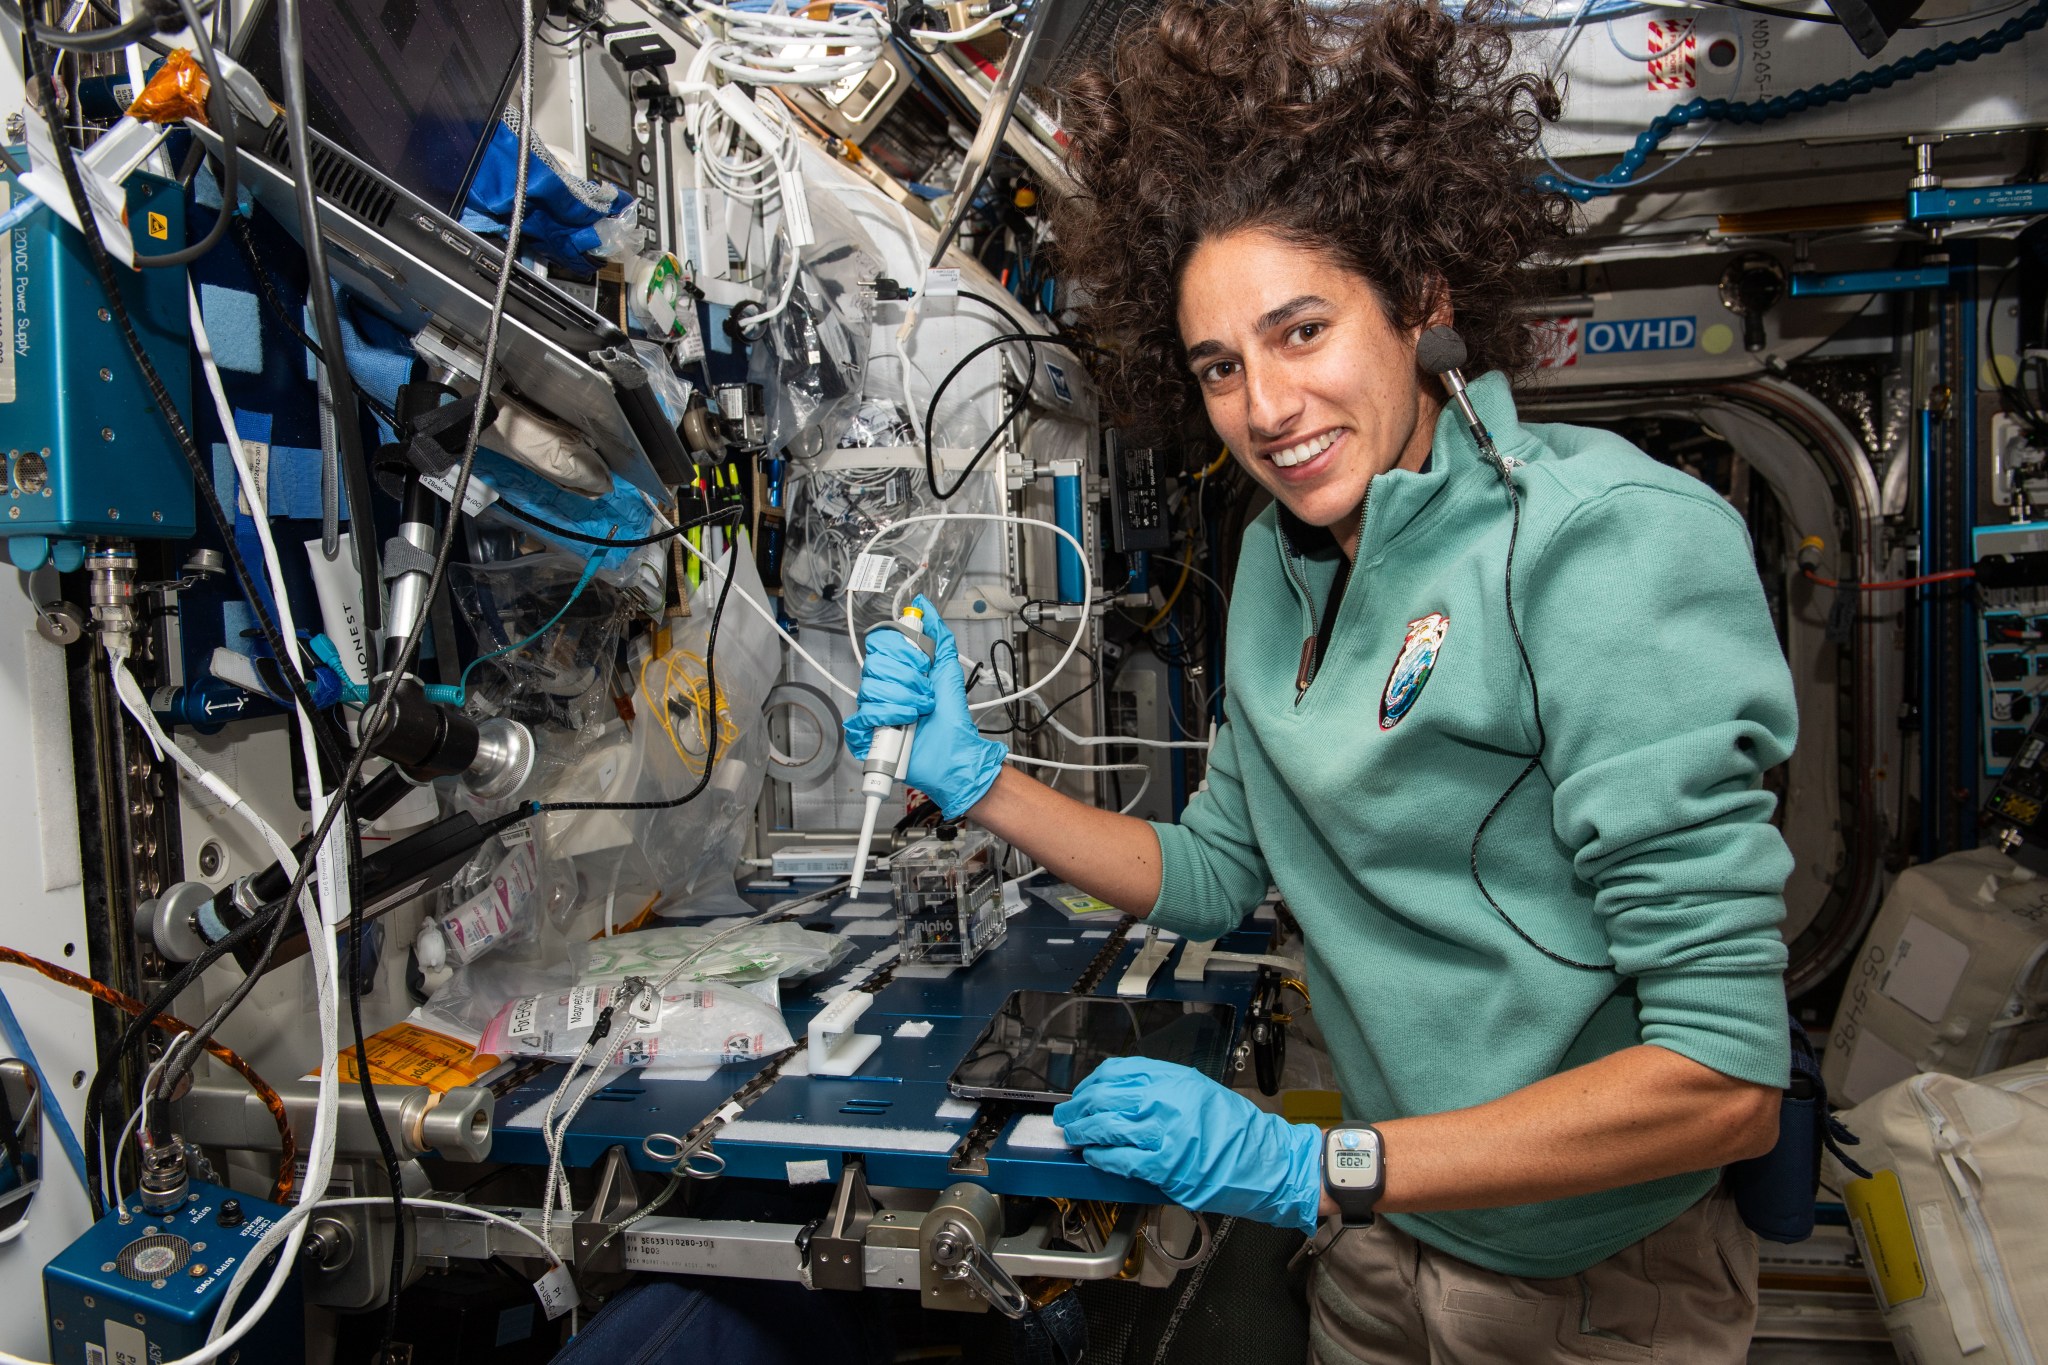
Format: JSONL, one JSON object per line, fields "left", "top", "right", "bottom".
{"left": 907, "top": 4, "right": 1016, "bottom": 42}
{"left": 304, "top": 1195, "right": 564, "bottom": 1267}
{"left": 686, "top": 0, "right": 890, "bottom": 87}
{"left": 842, "top": 512, "right": 1093, "bottom": 712}
{"left": 1006, "top": 754, "right": 1147, "bottom": 775}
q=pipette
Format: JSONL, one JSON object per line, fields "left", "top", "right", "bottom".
{"left": 848, "top": 604, "right": 936, "bottom": 897}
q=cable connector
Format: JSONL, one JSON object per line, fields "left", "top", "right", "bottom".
{"left": 872, "top": 276, "right": 915, "bottom": 302}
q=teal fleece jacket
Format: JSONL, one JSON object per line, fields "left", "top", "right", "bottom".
{"left": 1148, "top": 372, "right": 1795, "bottom": 1278}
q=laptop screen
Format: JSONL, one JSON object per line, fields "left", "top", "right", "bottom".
{"left": 237, "top": 0, "right": 526, "bottom": 216}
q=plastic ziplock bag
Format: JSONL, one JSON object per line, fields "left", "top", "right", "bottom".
{"left": 478, "top": 981, "right": 792, "bottom": 1069}
{"left": 781, "top": 454, "right": 995, "bottom": 636}
{"left": 538, "top": 543, "right": 781, "bottom": 900}
{"left": 571, "top": 924, "right": 851, "bottom": 987}
{"left": 436, "top": 836, "right": 547, "bottom": 966}
{"left": 450, "top": 551, "right": 628, "bottom": 720}
{"left": 748, "top": 190, "right": 880, "bottom": 460}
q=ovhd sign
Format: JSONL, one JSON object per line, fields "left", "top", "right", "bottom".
{"left": 1584, "top": 316, "right": 1697, "bottom": 354}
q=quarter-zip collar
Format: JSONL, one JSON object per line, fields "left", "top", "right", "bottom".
{"left": 1273, "top": 371, "right": 1530, "bottom": 609}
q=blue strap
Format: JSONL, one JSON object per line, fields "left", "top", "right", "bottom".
{"left": 0, "top": 982, "right": 93, "bottom": 1195}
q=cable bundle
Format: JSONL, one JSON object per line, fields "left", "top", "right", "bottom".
{"left": 687, "top": 0, "right": 891, "bottom": 87}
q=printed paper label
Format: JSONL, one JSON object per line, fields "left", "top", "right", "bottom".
{"left": 534, "top": 1263, "right": 580, "bottom": 1321}
{"left": 846, "top": 553, "right": 894, "bottom": 594}
{"left": 566, "top": 985, "right": 600, "bottom": 1033}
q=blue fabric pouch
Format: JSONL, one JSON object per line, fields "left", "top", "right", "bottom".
{"left": 1724, "top": 1014, "right": 1871, "bottom": 1243}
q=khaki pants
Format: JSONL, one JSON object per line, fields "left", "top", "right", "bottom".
{"left": 1308, "top": 1185, "right": 1759, "bottom": 1364}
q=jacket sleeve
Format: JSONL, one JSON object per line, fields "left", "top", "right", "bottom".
{"left": 1146, "top": 704, "right": 1273, "bottom": 941}
{"left": 1520, "top": 483, "right": 1795, "bottom": 1088}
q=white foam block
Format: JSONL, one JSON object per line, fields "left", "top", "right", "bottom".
{"left": 1047, "top": 937, "right": 1075, "bottom": 945}
{"left": 893, "top": 1020, "right": 934, "bottom": 1038}
{"left": 1081, "top": 930, "right": 1111, "bottom": 939}
{"left": 832, "top": 901, "right": 894, "bottom": 918}
{"left": 786, "top": 1159, "right": 832, "bottom": 1184}
{"left": 842, "top": 918, "right": 898, "bottom": 937}
{"left": 718, "top": 1119, "right": 962, "bottom": 1153}
{"left": 935, "top": 1098, "right": 978, "bottom": 1121}
{"left": 1006, "top": 1114, "right": 1073, "bottom": 1150}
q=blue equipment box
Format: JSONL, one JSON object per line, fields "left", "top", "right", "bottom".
{"left": 44, "top": 1180, "right": 302, "bottom": 1365}
{"left": 0, "top": 152, "right": 196, "bottom": 571}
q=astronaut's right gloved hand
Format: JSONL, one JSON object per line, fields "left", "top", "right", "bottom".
{"left": 841, "top": 595, "right": 1007, "bottom": 819}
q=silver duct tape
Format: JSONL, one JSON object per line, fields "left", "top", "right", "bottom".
{"left": 764, "top": 680, "right": 845, "bottom": 785}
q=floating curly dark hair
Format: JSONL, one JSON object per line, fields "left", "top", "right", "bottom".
{"left": 1048, "top": 0, "right": 1572, "bottom": 429}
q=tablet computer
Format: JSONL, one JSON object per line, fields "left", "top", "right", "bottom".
{"left": 947, "top": 990, "right": 1238, "bottom": 1105}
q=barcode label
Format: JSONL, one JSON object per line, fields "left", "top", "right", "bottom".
{"left": 847, "top": 553, "right": 893, "bottom": 594}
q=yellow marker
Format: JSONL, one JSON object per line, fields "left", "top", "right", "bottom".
{"left": 146, "top": 211, "right": 168, "bottom": 240}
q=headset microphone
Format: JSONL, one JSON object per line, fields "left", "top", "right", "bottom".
{"left": 1417, "top": 325, "right": 1501, "bottom": 466}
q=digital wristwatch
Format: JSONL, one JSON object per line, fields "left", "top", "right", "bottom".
{"left": 1322, "top": 1125, "right": 1386, "bottom": 1229}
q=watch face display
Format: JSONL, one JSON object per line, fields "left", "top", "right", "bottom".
{"left": 1327, "top": 1130, "right": 1380, "bottom": 1187}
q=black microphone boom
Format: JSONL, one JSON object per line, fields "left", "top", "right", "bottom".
{"left": 1418, "top": 325, "right": 1498, "bottom": 462}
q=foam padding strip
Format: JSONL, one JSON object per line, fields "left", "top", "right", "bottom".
{"left": 1006, "top": 1114, "right": 1073, "bottom": 1150}
{"left": 199, "top": 283, "right": 265, "bottom": 374}
{"left": 716, "top": 1119, "right": 962, "bottom": 1154}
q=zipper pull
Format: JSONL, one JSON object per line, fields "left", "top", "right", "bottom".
{"left": 1296, "top": 637, "right": 1316, "bottom": 697}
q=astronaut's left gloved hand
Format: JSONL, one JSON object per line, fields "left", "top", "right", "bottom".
{"left": 1052, "top": 1057, "right": 1323, "bottom": 1235}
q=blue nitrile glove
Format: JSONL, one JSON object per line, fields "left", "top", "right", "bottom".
{"left": 1053, "top": 1057, "right": 1324, "bottom": 1235}
{"left": 841, "top": 595, "right": 1007, "bottom": 819}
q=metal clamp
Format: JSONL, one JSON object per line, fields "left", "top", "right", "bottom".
{"left": 642, "top": 1129, "right": 727, "bottom": 1179}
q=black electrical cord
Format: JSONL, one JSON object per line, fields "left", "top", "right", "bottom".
{"left": 922, "top": 330, "right": 1038, "bottom": 500}
{"left": 125, "top": 0, "right": 240, "bottom": 270}
{"left": 344, "top": 817, "right": 408, "bottom": 1365}
{"left": 495, "top": 499, "right": 743, "bottom": 548}
{"left": 1468, "top": 468, "right": 1609, "bottom": 974}
{"left": 230, "top": 215, "right": 401, "bottom": 428}
{"left": 276, "top": 0, "right": 381, "bottom": 623}
{"left": 1987, "top": 259, "right": 2048, "bottom": 444}
{"left": 25, "top": 31, "right": 343, "bottom": 779}
{"left": 531, "top": 535, "right": 739, "bottom": 813}
{"left": 81, "top": 899, "right": 289, "bottom": 1216}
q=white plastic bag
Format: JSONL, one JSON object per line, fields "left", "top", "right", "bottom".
{"left": 571, "top": 924, "right": 851, "bottom": 986}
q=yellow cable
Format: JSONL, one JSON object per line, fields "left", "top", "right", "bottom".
{"left": 1144, "top": 549, "right": 1195, "bottom": 631}
{"left": 642, "top": 648, "right": 736, "bottom": 776}
{"left": 1197, "top": 446, "right": 1231, "bottom": 478}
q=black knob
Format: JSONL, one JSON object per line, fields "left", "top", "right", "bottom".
{"left": 218, "top": 1199, "right": 243, "bottom": 1228}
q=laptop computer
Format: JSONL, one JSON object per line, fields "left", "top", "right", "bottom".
{"left": 197, "top": 0, "right": 687, "bottom": 494}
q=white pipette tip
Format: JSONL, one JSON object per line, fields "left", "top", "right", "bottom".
{"left": 847, "top": 794, "right": 884, "bottom": 900}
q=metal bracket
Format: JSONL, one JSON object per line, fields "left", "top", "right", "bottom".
{"left": 573, "top": 1145, "right": 641, "bottom": 1277}
{"left": 806, "top": 1156, "right": 875, "bottom": 1291}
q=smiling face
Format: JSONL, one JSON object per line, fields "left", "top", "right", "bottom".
{"left": 1177, "top": 228, "right": 1444, "bottom": 558}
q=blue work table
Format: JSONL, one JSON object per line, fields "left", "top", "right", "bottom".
{"left": 487, "top": 883, "right": 1276, "bottom": 1204}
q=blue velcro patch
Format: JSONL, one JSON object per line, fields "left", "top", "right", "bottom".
{"left": 199, "top": 283, "right": 264, "bottom": 374}
{"left": 220, "top": 601, "right": 257, "bottom": 647}
{"left": 267, "top": 445, "right": 347, "bottom": 521}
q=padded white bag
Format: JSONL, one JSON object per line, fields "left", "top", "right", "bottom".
{"left": 1828, "top": 1059, "right": 2048, "bottom": 1365}
{"left": 1823, "top": 848, "right": 2048, "bottom": 1108}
